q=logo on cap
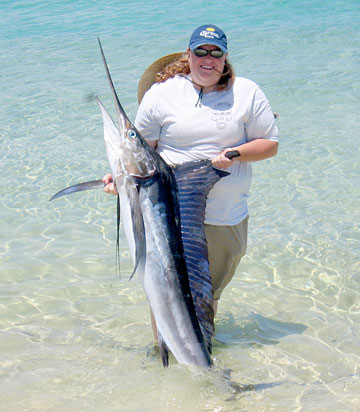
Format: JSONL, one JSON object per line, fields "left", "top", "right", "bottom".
{"left": 200, "top": 28, "right": 219, "bottom": 39}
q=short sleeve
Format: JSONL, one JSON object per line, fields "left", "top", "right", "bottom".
{"left": 134, "top": 87, "right": 162, "bottom": 142}
{"left": 245, "top": 86, "right": 279, "bottom": 142}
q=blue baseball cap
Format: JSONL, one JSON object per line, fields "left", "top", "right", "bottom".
{"left": 188, "top": 24, "right": 228, "bottom": 53}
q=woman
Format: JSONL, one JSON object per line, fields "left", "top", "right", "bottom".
{"left": 103, "top": 24, "right": 279, "bottom": 317}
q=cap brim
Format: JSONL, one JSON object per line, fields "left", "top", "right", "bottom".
{"left": 189, "top": 41, "right": 227, "bottom": 53}
{"left": 137, "top": 52, "right": 185, "bottom": 104}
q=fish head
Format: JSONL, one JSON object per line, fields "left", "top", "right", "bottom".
{"left": 119, "top": 117, "right": 157, "bottom": 179}
{"left": 97, "top": 38, "right": 158, "bottom": 181}
{"left": 97, "top": 96, "right": 157, "bottom": 182}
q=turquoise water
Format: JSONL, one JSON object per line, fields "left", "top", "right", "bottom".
{"left": 1, "top": 0, "right": 359, "bottom": 410}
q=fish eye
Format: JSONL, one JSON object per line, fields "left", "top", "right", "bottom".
{"left": 127, "top": 130, "right": 137, "bottom": 139}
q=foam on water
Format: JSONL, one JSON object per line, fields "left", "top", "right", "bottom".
{"left": 1, "top": 0, "right": 359, "bottom": 410}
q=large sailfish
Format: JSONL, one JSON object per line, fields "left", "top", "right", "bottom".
{"left": 50, "top": 39, "right": 231, "bottom": 367}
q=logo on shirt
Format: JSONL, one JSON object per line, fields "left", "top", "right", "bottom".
{"left": 212, "top": 102, "right": 232, "bottom": 129}
{"left": 212, "top": 110, "right": 232, "bottom": 129}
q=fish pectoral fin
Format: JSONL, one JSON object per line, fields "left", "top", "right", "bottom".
{"left": 157, "top": 331, "right": 169, "bottom": 368}
{"left": 49, "top": 179, "right": 105, "bottom": 201}
{"left": 116, "top": 194, "right": 121, "bottom": 273}
{"left": 126, "top": 183, "right": 145, "bottom": 281}
{"left": 128, "top": 245, "right": 144, "bottom": 281}
{"left": 116, "top": 188, "right": 146, "bottom": 279}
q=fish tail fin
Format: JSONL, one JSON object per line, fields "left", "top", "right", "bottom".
{"left": 157, "top": 332, "right": 169, "bottom": 367}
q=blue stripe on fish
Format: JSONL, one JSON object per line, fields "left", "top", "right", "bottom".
{"left": 174, "top": 160, "right": 229, "bottom": 353}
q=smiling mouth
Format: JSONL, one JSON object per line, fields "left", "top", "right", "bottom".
{"left": 200, "top": 65, "right": 214, "bottom": 70}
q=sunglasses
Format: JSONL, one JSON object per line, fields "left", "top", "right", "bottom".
{"left": 193, "top": 48, "right": 224, "bottom": 58}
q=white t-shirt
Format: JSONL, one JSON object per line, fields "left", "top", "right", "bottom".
{"left": 135, "top": 75, "right": 279, "bottom": 225}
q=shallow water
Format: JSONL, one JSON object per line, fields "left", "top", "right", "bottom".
{"left": 1, "top": 0, "right": 360, "bottom": 411}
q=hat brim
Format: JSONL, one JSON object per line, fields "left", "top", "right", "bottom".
{"left": 137, "top": 52, "right": 185, "bottom": 104}
{"left": 189, "top": 41, "right": 227, "bottom": 53}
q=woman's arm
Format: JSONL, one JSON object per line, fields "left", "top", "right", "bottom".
{"left": 211, "top": 84, "right": 279, "bottom": 169}
{"left": 212, "top": 139, "right": 278, "bottom": 169}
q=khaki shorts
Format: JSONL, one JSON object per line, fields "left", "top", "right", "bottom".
{"left": 205, "top": 216, "right": 248, "bottom": 300}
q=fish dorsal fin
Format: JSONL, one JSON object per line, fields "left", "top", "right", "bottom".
{"left": 173, "top": 160, "right": 229, "bottom": 354}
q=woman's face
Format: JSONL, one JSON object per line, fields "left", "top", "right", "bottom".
{"left": 187, "top": 44, "right": 227, "bottom": 89}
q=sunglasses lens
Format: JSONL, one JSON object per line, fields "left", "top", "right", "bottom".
{"left": 193, "top": 48, "right": 224, "bottom": 58}
{"left": 193, "top": 48, "right": 208, "bottom": 57}
{"left": 210, "top": 50, "right": 224, "bottom": 58}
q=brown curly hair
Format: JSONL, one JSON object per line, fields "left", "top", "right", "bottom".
{"left": 155, "top": 52, "right": 235, "bottom": 91}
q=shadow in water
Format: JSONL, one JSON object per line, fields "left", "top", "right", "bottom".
{"left": 214, "top": 311, "right": 307, "bottom": 347}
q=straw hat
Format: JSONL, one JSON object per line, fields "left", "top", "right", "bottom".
{"left": 137, "top": 52, "right": 185, "bottom": 104}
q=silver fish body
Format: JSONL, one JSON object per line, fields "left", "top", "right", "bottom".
{"left": 137, "top": 168, "right": 212, "bottom": 367}
{"left": 50, "top": 39, "right": 228, "bottom": 368}
{"left": 97, "top": 40, "right": 212, "bottom": 367}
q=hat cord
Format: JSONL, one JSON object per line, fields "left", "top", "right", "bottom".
{"left": 179, "top": 75, "right": 204, "bottom": 108}
{"left": 195, "top": 88, "right": 204, "bottom": 108}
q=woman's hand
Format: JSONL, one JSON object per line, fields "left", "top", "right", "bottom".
{"left": 102, "top": 173, "right": 118, "bottom": 195}
{"left": 212, "top": 140, "right": 278, "bottom": 168}
{"left": 212, "top": 148, "right": 237, "bottom": 169}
